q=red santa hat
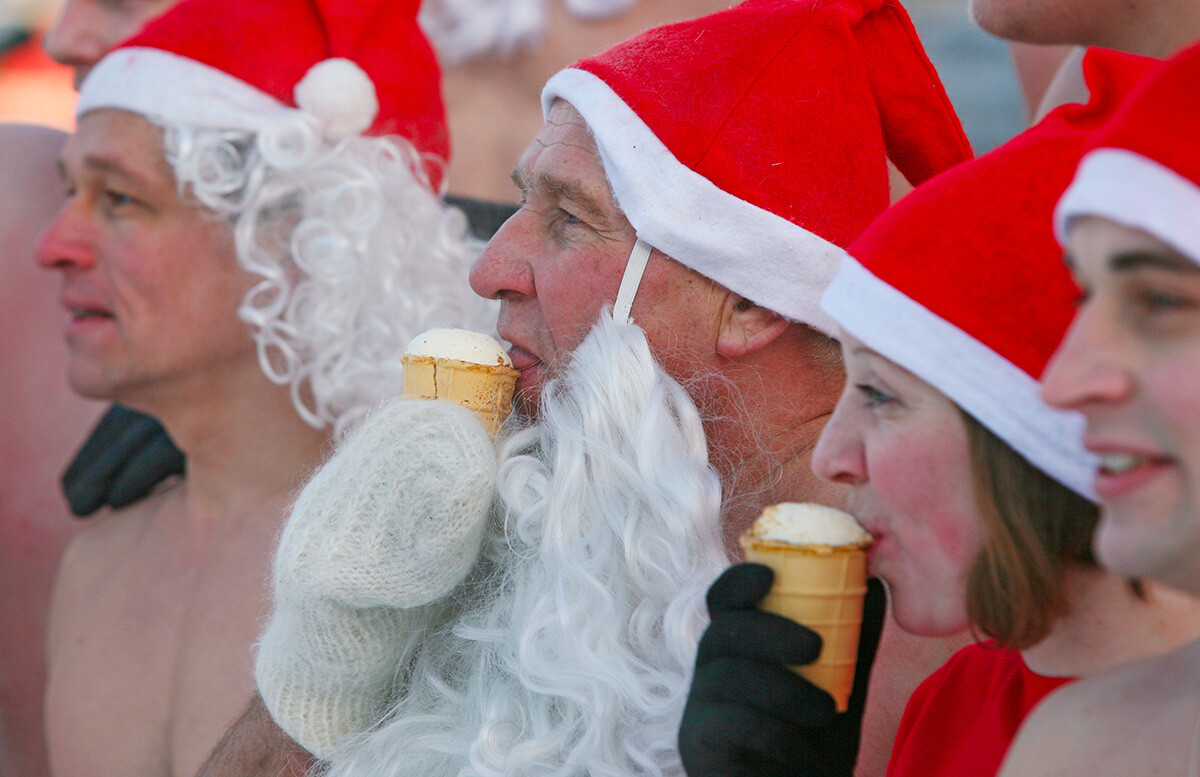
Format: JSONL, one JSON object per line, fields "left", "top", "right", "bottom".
{"left": 75, "top": 0, "right": 449, "bottom": 187}
{"left": 541, "top": 0, "right": 972, "bottom": 335}
{"left": 821, "top": 49, "right": 1156, "bottom": 498}
{"left": 1056, "top": 40, "right": 1200, "bottom": 266}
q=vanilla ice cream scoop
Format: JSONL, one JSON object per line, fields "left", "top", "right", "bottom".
{"left": 405, "top": 328, "right": 512, "bottom": 367}
{"left": 740, "top": 502, "right": 871, "bottom": 711}
{"left": 402, "top": 328, "right": 519, "bottom": 436}
{"left": 745, "top": 502, "right": 872, "bottom": 547}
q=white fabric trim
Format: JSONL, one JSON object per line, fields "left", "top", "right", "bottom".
{"left": 613, "top": 238, "right": 653, "bottom": 325}
{"left": 1056, "top": 148, "right": 1200, "bottom": 265}
{"left": 821, "top": 256, "right": 1098, "bottom": 499}
{"left": 543, "top": 68, "right": 844, "bottom": 336}
{"left": 77, "top": 47, "right": 300, "bottom": 132}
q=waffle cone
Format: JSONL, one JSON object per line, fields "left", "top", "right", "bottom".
{"left": 740, "top": 538, "right": 868, "bottom": 711}
{"left": 402, "top": 354, "right": 519, "bottom": 436}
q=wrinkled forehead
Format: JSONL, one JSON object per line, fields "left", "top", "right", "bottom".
{"left": 66, "top": 108, "right": 173, "bottom": 179}
{"left": 520, "top": 101, "right": 620, "bottom": 209}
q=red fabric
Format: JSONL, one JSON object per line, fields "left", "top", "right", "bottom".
{"left": 115, "top": 0, "right": 447, "bottom": 160}
{"left": 886, "top": 642, "right": 1074, "bottom": 777}
{"left": 845, "top": 48, "right": 1155, "bottom": 379}
{"left": 1088, "top": 40, "right": 1200, "bottom": 194}
{"left": 571, "top": 0, "right": 972, "bottom": 249}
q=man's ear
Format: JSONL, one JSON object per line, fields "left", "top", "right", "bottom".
{"left": 716, "top": 295, "right": 790, "bottom": 359}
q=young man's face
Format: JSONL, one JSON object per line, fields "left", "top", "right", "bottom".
{"left": 36, "top": 109, "right": 257, "bottom": 409}
{"left": 1042, "top": 216, "right": 1200, "bottom": 593}
{"left": 44, "top": 0, "right": 182, "bottom": 88}
{"left": 468, "top": 100, "right": 727, "bottom": 415}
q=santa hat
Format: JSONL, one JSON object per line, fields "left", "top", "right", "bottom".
{"left": 76, "top": 0, "right": 448, "bottom": 187}
{"left": 1056, "top": 40, "right": 1200, "bottom": 266}
{"left": 822, "top": 49, "right": 1156, "bottom": 498}
{"left": 541, "top": 0, "right": 972, "bottom": 335}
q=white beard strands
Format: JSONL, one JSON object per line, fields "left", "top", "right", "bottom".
{"left": 323, "top": 313, "right": 729, "bottom": 777}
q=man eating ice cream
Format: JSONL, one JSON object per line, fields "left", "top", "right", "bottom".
{"left": 203, "top": 1, "right": 974, "bottom": 775}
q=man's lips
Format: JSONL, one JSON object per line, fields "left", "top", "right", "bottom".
{"left": 1088, "top": 442, "right": 1174, "bottom": 502}
{"left": 62, "top": 294, "right": 114, "bottom": 321}
{"left": 68, "top": 306, "right": 113, "bottom": 320}
{"left": 60, "top": 294, "right": 116, "bottom": 340}
{"left": 506, "top": 344, "right": 542, "bottom": 373}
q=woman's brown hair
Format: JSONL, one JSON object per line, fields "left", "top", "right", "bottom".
{"left": 961, "top": 411, "right": 1098, "bottom": 650}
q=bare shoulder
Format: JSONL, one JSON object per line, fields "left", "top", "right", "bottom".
{"left": 55, "top": 484, "right": 174, "bottom": 564}
{"left": 47, "top": 485, "right": 179, "bottom": 638}
{"left": 1000, "top": 639, "right": 1200, "bottom": 777}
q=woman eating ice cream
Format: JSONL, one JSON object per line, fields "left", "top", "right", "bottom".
{"left": 678, "top": 49, "right": 1200, "bottom": 777}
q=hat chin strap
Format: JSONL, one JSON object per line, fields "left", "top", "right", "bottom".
{"left": 612, "top": 238, "right": 653, "bottom": 326}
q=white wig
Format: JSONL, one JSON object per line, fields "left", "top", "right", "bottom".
{"left": 322, "top": 312, "right": 728, "bottom": 777}
{"left": 158, "top": 116, "right": 494, "bottom": 432}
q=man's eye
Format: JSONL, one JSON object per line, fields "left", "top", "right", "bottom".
{"left": 1138, "top": 289, "right": 1194, "bottom": 313}
{"left": 855, "top": 383, "right": 894, "bottom": 408}
{"left": 563, "top": 211, "right": 582, "bottom": 225}
{"left": 103, "top": 190, "right": 141, "bottom": 211}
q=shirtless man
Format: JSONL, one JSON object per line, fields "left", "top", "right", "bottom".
{"left": 1003, "top": 42, "right": 1200, "bottom": 777}
{"left": 0, "top": 123, "right": 100, "bottom": 777}
{"left": 34, "top": 1, "right": 483, "bottom": 774}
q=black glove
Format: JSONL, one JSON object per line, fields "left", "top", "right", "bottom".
{"left": 679, "top": 563, "right": 884, "bottom": 777}
{"left": 62, "top": 405, "right": 186, "bottom": 517}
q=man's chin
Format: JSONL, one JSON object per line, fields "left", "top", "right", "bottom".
{"left": 512, "top": 362, "right": 552, "bottom": 419}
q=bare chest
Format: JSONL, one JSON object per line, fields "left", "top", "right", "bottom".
{"left": 45, "top": 522, "right": 274, "bottom": 777}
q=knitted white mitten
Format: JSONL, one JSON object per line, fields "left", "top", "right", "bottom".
{"left": 255, "top": 398, "right": 496, "bottom": 756}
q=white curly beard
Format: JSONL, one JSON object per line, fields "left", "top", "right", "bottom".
{"left": 320, "top": 313, "right": 729, "bottom": 777}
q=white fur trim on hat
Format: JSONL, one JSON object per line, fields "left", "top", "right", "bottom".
{"left": 1056, "top": 148, "right": 1200, "bottom": 266}
{"left": 821, "top": 256, "right": 1098, "bottom": 499}
{"left": 542, "top": 67, "right": 844, "bottom": 336}
{"left": 78, "top": 47, "right": 301, "bottom": 132}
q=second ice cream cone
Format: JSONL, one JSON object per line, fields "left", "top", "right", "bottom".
{"left": 739, "top": 503, "right": 872, "bottom": 712}
{"left": 740, "top": 539, "right": 867, "bottom": 711}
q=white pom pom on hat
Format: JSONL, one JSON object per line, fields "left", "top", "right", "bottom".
{"left": 294, "top": 59, "right": 380, "bottom": 142}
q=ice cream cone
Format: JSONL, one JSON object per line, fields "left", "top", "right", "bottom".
{"left": 740, "top": 537, "right": 868, "bottom": 712}
{"left": 402, "top": 354, "right": 519, "bottom": 436}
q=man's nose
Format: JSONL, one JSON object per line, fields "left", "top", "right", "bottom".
{"left": 36, "top": 201, "right": 96, "bottom": 274}
{"left": 1041, "top": 307, "right": 1133, "bottom": 412}
{"left": 469, "top": 209, "right": 536, "bottom": 302}
{"left": 43, "top": 0, "right": 108, "bottom": 82}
